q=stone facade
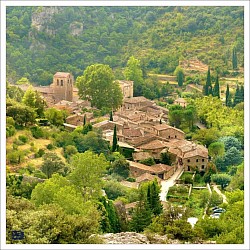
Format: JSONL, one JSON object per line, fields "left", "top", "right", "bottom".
{"left": 118, "top": 80, "right": 133, "bottom": 98}
{"left": 152, "top": 124, "right": 185, "bottom": 140}
{"left": 50, "top": 72, "right": 73, "bottom": 102}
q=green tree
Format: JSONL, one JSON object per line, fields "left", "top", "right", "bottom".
{"left": 112, "top": 158, "right": 130, "bottom": 179}
{"left": 213, "top": 74, "right": 220, "bottom": 98}
{"left": 22, "top": 87, "right": 46, "bottom": 117}
{"left": 211, "top": 173, "right": 231, "bottom": 189}
{"left": 109, "top": 111, "right": 113, "bottom": 121}
{"left": 203, "top": 66, "right": 212, "bottom": 96}
{"left": 174, "top": 66, "right": 185, "bottom": 87}
{"left": 45, "top": 108, "right": 67, "bottom": 126}
{"left": 130, "top": 189, "right": 152, "bottom": 232}
{"left": 232, "top": 46, "right": 238, "bottom": 70}
{"left": 208, "top": 141, "right": 225, "bottom": 160}
{"left": 233, "top": 85, "right": 243, "bottom": 106}
{"left": 6, "top": 101, "right": 36, "bottom": 126}
{"left": 68, "top": 151, "right": 109, "bottom": 200}
{"left": 124, "top": 56, "right": 144, "bottom": 96}
{"left": 147, "top": 179, "right": 163, "bottom": 216}
{"left": 225, "top": 84, "right": 231, "bottom": 107}
{"left": 82, "top": 123, "right": 93, "bottom": 135}
{"left": 40, "top": 153, "right": 67, "bottom": 179}
{"left": 112, "top": 125, "right": 118, "bottom": 152}
{"left": 76, "top": 64, "right": 123, "bottom": 110}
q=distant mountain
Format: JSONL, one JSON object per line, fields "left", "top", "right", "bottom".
{"left": 6, "top": 6, "right": 244, "bottom": 85}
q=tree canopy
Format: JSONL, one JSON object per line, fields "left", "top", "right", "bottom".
{"left": 76, "top": 64, "right": 123, "bottom": 110}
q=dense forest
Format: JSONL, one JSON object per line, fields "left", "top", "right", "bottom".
{"left": 7, "top": 6, "right": 244, "bottom": 85}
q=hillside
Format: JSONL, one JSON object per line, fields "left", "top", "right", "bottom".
{"left": 6, "top": 6, "right": 244, "bottom": 85}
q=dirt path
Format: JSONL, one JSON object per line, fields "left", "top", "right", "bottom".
{"left": 159, "top": 167, "right": 184, "bottom": 201}
{"left": 213, "top": 185, "right": 228, "bottom": 204}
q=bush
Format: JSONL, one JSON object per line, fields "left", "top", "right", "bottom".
{"left": 33, "top": 170, "right": 47, "bottom": 179}
{"left": 139, "top": 157, "right": 155, "bottom": 166}
{"left": 126, "top": 177, "right": 136, "bottom": 182}
{"left": 46, "top": 144, "right": 54, "bottom": 150}
{"left": 35, "top": 148, "right": 45, "bottom": 158}
{"left": 30, "top": 126, "right": 44, "bottom": 139}
{"left": 7, "top": 150, "right": 25, "bottom": 164}
{"left": 6, "top": 125, "right": 16, "bottom": 138}
{"left": 13, "top": 138, "right": 25, "bottom": 145}
{"left": 18, "top": 135, "right": 28, "bottom": 143}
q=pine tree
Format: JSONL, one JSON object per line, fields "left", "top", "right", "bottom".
{"left": 110, "top": 111, "right": 113, "bottom": 121}
{"left": 112, "top": 125, "right": 117, "bottom": 152}
{"left": 225, "top": 84, "right": 231, "bottom": 107}
{"left": 213, "top": 74, "right": 220, "bottom": 98}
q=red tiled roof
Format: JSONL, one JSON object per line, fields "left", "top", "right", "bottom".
{"left": 136, "top": 173, "right": 161, "bottom": 183}
{"left": 137, "top": 139, "right": 168, "bottom": 150}
{"left": 152, "top": 163, "right": 174, "bottom": 173}
{"left": 183, "top": 145, "right": 208, "bottom": 159}
{"left": 153, "top": 124, "right": 185, "bottom": 134}
{"left": 123, "top": 128, "right": 142, "bottom": 137}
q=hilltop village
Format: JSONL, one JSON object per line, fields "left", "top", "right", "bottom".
{"left": 15, "top": 72, "right": 208, "bottom": 189}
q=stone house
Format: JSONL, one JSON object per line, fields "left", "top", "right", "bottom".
{"left": 167, "top": 140, "right": 208, "bottom": 172}
{"left": 136, "top": 173, "right": 161, "bottom": 185}
{"left": 66, "top": 112, "right": 93, "bottom": 126}
{"left": 128, "top": 160, "right": 174, "bottom": 180}
{"left": 174, "top": 98, "right": 187, "bottom": 108}
{"left": 132, "top": 151, "right": 152, "bottom": 162}
{"left": 123, "top": 96, "right": 154, "bottom": 110}
{"left": 118, "top": 80, "right": 134, "bottom": 98}
{"left": 134, "top": 139, "right": 169, "bottom": 159}
{"left": 152, "top": 124, "right": 185, "bottom": 140}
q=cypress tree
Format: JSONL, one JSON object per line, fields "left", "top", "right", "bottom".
{"left": 240, "top": 85, "right": 244, "bottom": 102}
{"left": 149, "top": 180, "right": 163, "bottom": 216}
{"left": 110, "top": 111, "right": 113, "bottom": 121}
{"left": 213, "top": 74, "right": 220, "bottom": 98}
{"left": 83, "top": 114, "right": 86, "bottom": 125}
{"left": 203, "top": 67, "right": 212, "bottom": 96}
{"left": 130, "top": 189, "right": 152, "bottom": 232}
{"left": 233, "top": 85, "right": 242, "bottom": 106}
{"left": 112, "top": 125, "right": 117, "bottom": 152}
{"left": 225, "top": 84, "right": 231, "bottom": 107}
{"left": 232, "top": 47, "right": 238, "bottom": 70}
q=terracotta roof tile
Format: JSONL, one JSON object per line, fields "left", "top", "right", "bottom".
{"left": 54, "top": 72, "right": 71, "bottom": 78}
{"left": 136, "top": 173, "right": 161, "bottom": 183}
{"left": 137, "top": 139, "right": 168, "bottom": 150}
{"left": 124, "top": 96, "right": 152, "bottom": 104}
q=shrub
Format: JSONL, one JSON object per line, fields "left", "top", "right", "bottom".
{"left": 7, "top": 150, "right": 25, "bottom": 164}
{"left": 30, "top": 126, "right": 45, "bottom": 139}
{"left": 126, "top": 177, "right": 136, "bottom": 182}
{"left": 33, "top": 170, "right": 47, "bottom": 179}
{"left": 13, "top": 138, "right": 25, "bottom": 145}
{"left": 6, "top": 125, "right": 16, "bottom": 138}
{"left": 46, "top": 144, "right": 54, "bottom": 150}
{"left": 18, "top": 135, "right": 28, "bottom": 144}
{"left": 35, "top": 148, "right": 45, "bottom": 158}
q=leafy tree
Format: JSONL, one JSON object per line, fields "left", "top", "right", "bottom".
{"left": 208, "top": 141, "right": 225, "bottom": 160}
{"left": 40, "top": 153, "right": 67, "bottom": 179}
{"left": 103, "top": 180, "right": 127, "bottom": 200}
{"left": 211, "top": 173, "right": 231, "bottom": 189}
{"left": 111, "top": 158, "right": 130, "bottom": 179}
{"left": 76, "top": 64, "right": 123, "bottom": 110}
{"left": 223, "top": 146, "right": 243, "bottom": 166}
{"left": 45, "top": 108, "right": 68, "bottom": 126}
{"left": 68, "top": 151, "right": 109, "bottom": 200}
{"left": 218, "top": 136, "right": 242, "bottom": 151}
{"left": 174, "top": 66, "right": 185, "bottom": 87}
{"left": 112, "top": 124, "right": 118, "bottom": 152}
{"left": 213, "top": 74, "right": 220, "bottom": 98}
{"left": 168, "top": 109, "right": 183, "bottom": 128}
{"left": 139, "top": 157, "right": 155, "bottom": 166}
{"left": 22, "top": 87, "right": 46, "bottom": 117}
{"left": 124, "top": 56, "right": 144, "bottom": 96}
{"left": 192, "top": 128, "right": 220, "bottom": 147}
{"left": 6, "top": 101, "right": 36, "bottom": 126}
{"left": 64, "top": 145, "right": 78, "bottom": 159}
{"left": 227, "top": 163, "right": 244, "bottom": 191}
{"left": 7, "top": 84, "right": 24, "bottom": 102}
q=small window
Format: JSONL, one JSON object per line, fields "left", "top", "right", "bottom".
{"left": 57, "top": 79, "right": 59, "bottom": 85}
{"left": 202, "top": 165, "right": 205, "bottom": 169}
{"left": 168, "top": 136, "right": 170, "bottom": 138}
{"left": 187, "top": 159, "right": 190, "bottom": 163}
{"left": 61, "top": 80, "right": 63, "bottom": 86}
{"left": 175, "top": 135, "right": 177, "bottom": 138}
{"left": 202, "top": 159, "right": 205, "bottom": 162}
{"left": 196, "top": 159, "right": 199, "bottom": 162}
